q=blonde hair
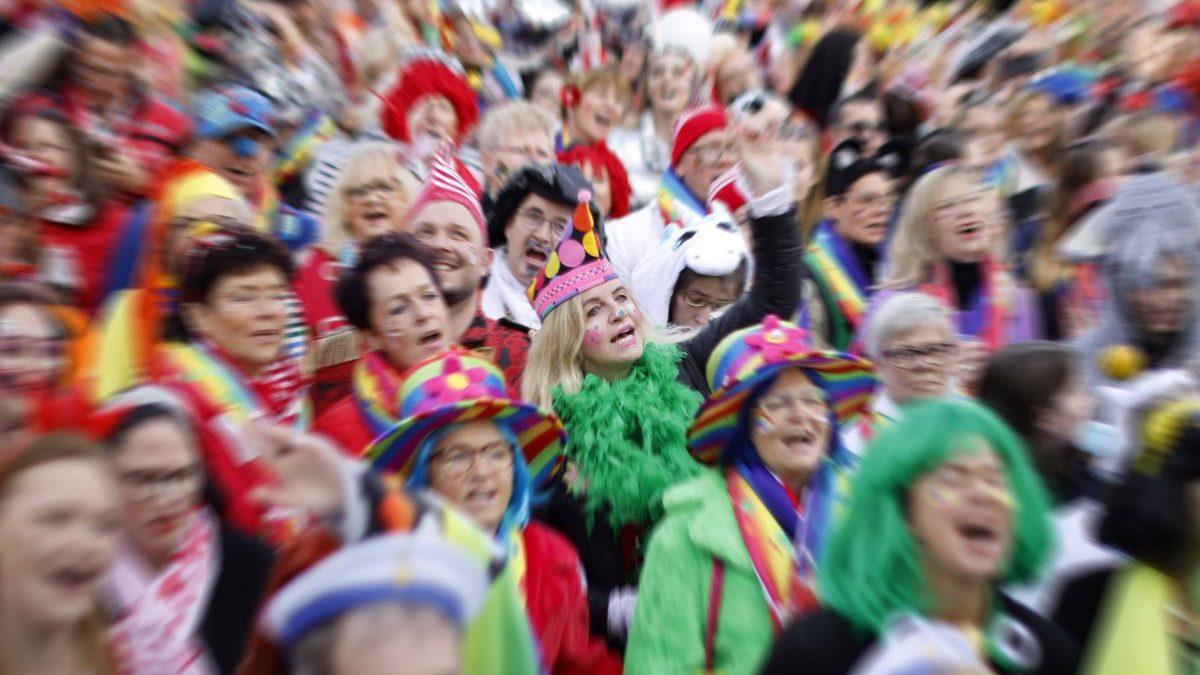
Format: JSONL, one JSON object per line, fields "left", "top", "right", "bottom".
{"left": 1103, "top": 111, "right": 1179, "bottom": 163}
{"left": 883, "top": 166, "right": 980, "bottom": 289}
{"left": 321, "top": 143, "right": 420, "bottom": 257}
{"left": 477, "top": 102, "right": 557, "bottom": 154}
{"left": 521, "top": 291, "right": 677, "bottom": 409}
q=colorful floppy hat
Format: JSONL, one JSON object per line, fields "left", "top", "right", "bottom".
{"left": 688, "top": 315, "right": 877, "bottom": 463}
{"left": 527, "top": 188, "right": 618, "bottom": 320}
{"left": 365, "top": 349, "right": 565, "bottom": 486}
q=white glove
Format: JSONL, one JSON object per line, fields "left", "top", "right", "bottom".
{"left": 607, "top": 587, "right": 638, "bottom": 640}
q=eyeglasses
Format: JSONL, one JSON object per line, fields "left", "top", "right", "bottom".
{"left": 687, "top": 142, "right": 737, "bottom": 164}
{"left": 0, "top": 334, "right": 64, "bottom": 364}
{"left": 118, "top": 465, "right": 204, "bottom": 503}
{"left": 691, "top": 140, "right": 734, "bottom": 164}
{"left": 496, "top": 145, "right": 555, "bottom": 163}
{"left": 757, "top": 389, "right": 831, "bottom": 419}
{"left": 933, "top": 191, "right": 986, "bottom": 216}
{"left": 846, "top": 121, "right": 887, "bottom": 137}
{"left": 431, "top": 441, "right": 515, "bottom": 479}
{"left": 844, "top": 191, "right": 896, "bottom": 210}
{"left": 882, "top": 342, "right": 957, "bottom": 370}
{"left": 345, "top": 179, "right": 399, "bottom": 201}
{"left": 213, "top": 291, "right": 290, "bottom": 312}
{"left": 168, "top": 215, "right": 249, "bottom": 235}
{"left": 681, "top": 291, "right": 735, "bottom": 312}
{"left": 516, "top": 209, "right": 571, "bottom": 238}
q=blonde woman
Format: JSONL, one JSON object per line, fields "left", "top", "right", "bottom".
{"left": 878, "top": 165, "right": 1040, "bottom": 388}
{"left": 295, "top": 142, "right": 420, "bottom": 413}
{"left": 523, "top": 140, "right": 802, "bottom": 646}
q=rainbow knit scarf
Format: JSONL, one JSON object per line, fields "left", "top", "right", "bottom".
{"left": 803, "top": 221, "right": 871, "bottom": 353}
{"left": 159, "top": 341, "right": 309, "bottom": 429}
{"left": 352, "top": 350, "right": 404, "bottom": 439}
{"left": 727, "top": 465, "right": 814, "bottom": 631}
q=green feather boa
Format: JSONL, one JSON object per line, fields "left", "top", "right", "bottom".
{"left": 552, "top": 342, "right": 704, "bottom": 529}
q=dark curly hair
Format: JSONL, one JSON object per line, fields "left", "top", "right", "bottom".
{"left": 334, "top": 232, "right": 444, "bottom": 333}
{"left": 179, "top": 230, "right": 294, "bottom": 305}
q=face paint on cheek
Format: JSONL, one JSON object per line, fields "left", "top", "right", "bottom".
{"left": 924, "top": 483, "right": 961, "bottom": 508}
{"left": 752, "top": 409, "right": 776, "bottom": 436}
{"left": 584, "top": 328, "right": 603, "bottom": 346}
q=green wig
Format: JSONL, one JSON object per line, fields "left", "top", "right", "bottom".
{"left": 818, "top": 397, "right": 1054, "bottom": 635}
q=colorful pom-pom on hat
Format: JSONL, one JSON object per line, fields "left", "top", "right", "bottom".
{"left": 688, "top": 315, "right": 876, "bottom": 464}
{"left": 365, "top": 349, "right": 565, "bottom": 486}
{"left": 527, "top": 190, "right": 618, "bottom": 321}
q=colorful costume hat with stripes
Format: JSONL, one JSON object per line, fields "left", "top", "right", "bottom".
{"left": 527, "top": 189, "right": 618, "bottom": 321}
{"left": 366, "top": 349, "right": 565, "bottom": 487}
{"left": 688, "top": 315, "right": 876, "bottom": 463}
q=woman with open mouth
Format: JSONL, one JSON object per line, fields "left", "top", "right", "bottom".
{"left": 95, "top": 385, "right": 275, "bottom": 675}
{"left": 0, "top": 432, "right": 122, "bottom": 675}
{"left": 364, "top": 350, "right": 621, "bottom": 674}
{"left": 521, "top": 133, "right": 802, "bottom": 648}
{"left": 761, "top": 398, "right": 1077, "bottom": 675}
{"left": 625, "top": 315, "right": 875, "bottom": 675}
{"left": 556, "top": 65, "right": 633, "bottom": 225}
{"left": 879, "top": 165, "right": 1041, "bottom": 392}
{"left": 297, "top": 142, "right": 421, "bottom": 414}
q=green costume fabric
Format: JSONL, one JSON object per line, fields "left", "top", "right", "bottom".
{"left": 552, "top": 342, "right": 704, "bottom": 529}
{"left": 625, "top": 470, "right": 778, "bottom": 675}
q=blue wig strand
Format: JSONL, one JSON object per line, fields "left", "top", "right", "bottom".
{"left": 405, "top": 423, "right": 533, "bottom": 547}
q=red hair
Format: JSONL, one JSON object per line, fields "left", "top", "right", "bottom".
{"left": 557, "top": 142, "right": 632, "bottom": 219}
{"left": 379, "top": 60, "right": 480, "bottom": 144}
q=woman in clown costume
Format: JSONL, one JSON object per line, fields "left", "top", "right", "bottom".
{"left": 365, "top": 349, "right": 622, "bottom": 674}
{"left": 624, "top": 316, "right": 875, "bottom": 675}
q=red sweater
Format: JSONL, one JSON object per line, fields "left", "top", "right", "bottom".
{"left": 38, "top": 199, "right": 133, "bottom": 315}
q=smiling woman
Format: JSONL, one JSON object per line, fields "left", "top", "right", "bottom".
{"left": 760, "top": 399, "right": 1077, "bottom": 675}
{"left": 0, "top": 432, "right": 121, "bottom": 675}
{"left": 522, "top": 166, "right": 803, "bottom": 647}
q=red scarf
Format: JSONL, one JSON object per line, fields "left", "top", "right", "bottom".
{"left": 921, "top": 259, "right": 1013, "bottom": 350}
{"left": 108, "top": 510, "right": 219, "bottom": 675}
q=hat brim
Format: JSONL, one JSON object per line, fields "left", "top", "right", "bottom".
{"left": 199, "top": 119, "right": 277, "bottom": 141}
{"left": 366, "top": 398, "right": 566, "bottom": 487}
{"left": 687, "top": 351, "right": 876, "bottom": 464}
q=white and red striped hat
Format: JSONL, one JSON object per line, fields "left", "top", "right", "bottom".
{"left": 404, "top": 149, "right": 488, "bottom": 245}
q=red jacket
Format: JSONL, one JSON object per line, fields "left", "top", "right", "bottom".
{"left": 523, "top": 522, "right": 623, "bottom": 675}
{"left": 38, "top": 199, "right": 134, "bottom": 314}
{"left": 312, "top": 394, "right": 377, "bottom": 457}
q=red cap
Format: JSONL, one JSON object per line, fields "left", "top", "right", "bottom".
{"left": 671, "top": 105, "right": 730, "bottom": 169}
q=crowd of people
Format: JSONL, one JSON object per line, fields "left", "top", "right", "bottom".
{"left": 2, "top": 0, "right": 1200, "bottom": 673}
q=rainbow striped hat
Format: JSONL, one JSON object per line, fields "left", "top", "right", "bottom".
{"left": 688, "top": 315, "right": 877, "bottom": 464}
{"left": 528, "top": 189, "right": 618, "bottom": 320}
{"left": 366, "top": 349, "right": 565, "bottom": 486}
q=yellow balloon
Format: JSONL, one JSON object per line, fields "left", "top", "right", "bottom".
{"left": 1099, "top": 345, "right": 1147, "bottom": 382}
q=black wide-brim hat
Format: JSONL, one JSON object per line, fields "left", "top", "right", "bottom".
{"left": 487, "top": 163, "right": 595, "bottom": 248}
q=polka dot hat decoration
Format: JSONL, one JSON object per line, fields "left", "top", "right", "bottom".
{"left": 365, "top": 349, "right": 565, "bottom": 485}
{"left": 528, "top": 189, "right": 619, "bottom": 321}
{"left": 687, "top": 315, "right": 878, "bottom": 464}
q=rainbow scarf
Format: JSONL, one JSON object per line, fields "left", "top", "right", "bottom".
{"left": 655, "top": 169, "right": 708, "bottom": 234}
{"left": 803, "top": 221, "right": 871, "bottom": 353}
{"left": 511, "top": 529, "right": 528, "bottom": 608}
{"left": 922, "top": 260, "right": 1013, "bottom": 350}
{"left": 727, "top": 464, "right": 815, "bottom": 631}
{"left": 159, "top": 341, "right": 309, "bottom": 429}
{"left": 352, "top": 350, "right": 404, "bottom": 438}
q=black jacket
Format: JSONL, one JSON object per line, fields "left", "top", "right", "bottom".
{"left": 202, "top": 526, "right": 276, "bottom": 674}
{"left": 534, "top": 207, "right": 804, "bottom": 647}
{"left": 1050, "top": 565, "right": 1118, "bottom": 660}
{"left": 760, "top": 597, "right": 1079, "bottom": 675}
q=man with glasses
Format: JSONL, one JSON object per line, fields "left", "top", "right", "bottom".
{"left": 606, "top": 105, "right": 738, "bottom": 282}
{"left": 188, "top": 84, "right": 317, "bottom": 252}
{"left": 828, "top": 93, "right": 889, "bottom": 156}
{"left": 476, "top": 102, "right": 558, "bottom": 212}
{"left": 842, "top": 292, "right": 957, "bottom": 458}
{"left": 803, "top": 138, "right": 900, "bottom": 352}
{"left": 480, "top": 164, "right": 591, "bottom": 329}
